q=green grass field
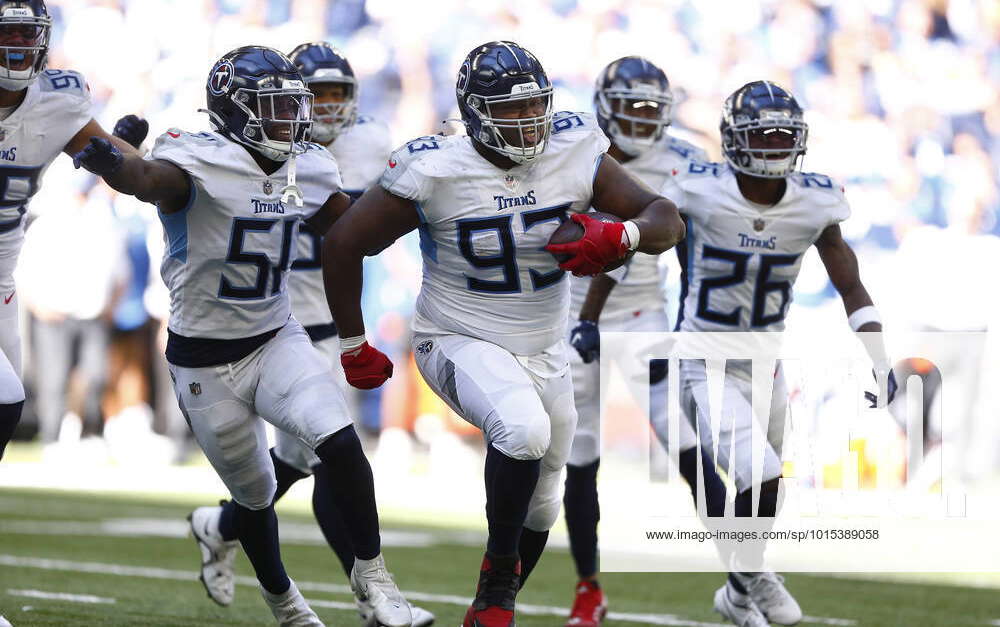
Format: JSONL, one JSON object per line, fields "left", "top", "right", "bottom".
{"left": 0, "top": 487, "right": 997, "bottom": 627}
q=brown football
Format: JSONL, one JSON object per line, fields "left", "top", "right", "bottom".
{"left": 547, "top": 211, "right": 634, "bottom": 272}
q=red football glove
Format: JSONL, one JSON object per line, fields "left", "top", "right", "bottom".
{"left": 545, "top": 213, "right": 629, "bottom": 276}
{"left": 341, "top": 342, "right": 394, "bottom": 389}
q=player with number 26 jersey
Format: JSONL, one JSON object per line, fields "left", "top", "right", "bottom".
{"left": 665, "top": 161, "right": 849, "bottom": 335}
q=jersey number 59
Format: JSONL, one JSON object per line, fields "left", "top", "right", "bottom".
{"left": 219, "top": 217, "right": 297, "bottom": 300}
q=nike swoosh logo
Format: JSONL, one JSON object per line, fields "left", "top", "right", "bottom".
{"left": 3, "top": 291, "right": 13, "bottom": 304}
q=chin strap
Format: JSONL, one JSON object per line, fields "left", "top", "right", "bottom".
{"left": 281, "top": 152, "right": 303, "bottom": 207}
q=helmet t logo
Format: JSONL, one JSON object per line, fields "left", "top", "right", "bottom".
{"left": 208, "top": 60, "right": 235, "bottom": 96}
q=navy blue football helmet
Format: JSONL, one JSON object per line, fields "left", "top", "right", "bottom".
{"left": 594, "top": 56, "right": 673, "bottom": 157}
{"left": 288, "top": 42, "right": 356, "bottom": 144}
{"left": 203, "top": 46, "right": 313, "bottom": 162}
{"left": 720, "top": 80, "right": 808, "bottom": 178}
{"left": 456, "top": 41, "right": 553, "bottom": 164}
{"left": 0, "top": 0, "right": 50, "bottom": 91}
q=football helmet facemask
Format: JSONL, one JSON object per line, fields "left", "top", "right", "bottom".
{"left": 203, "top": 46, "right": 313, "bottom": 162}
{"left": 720, "top": 80, "right": 808, "bottom": 179}
{"left": 0, "top": 0, "right": 50, "bottom": 91}
{"left": 594, "top": 56, "right": 673, "bottom": 157}
{"left": 456, "top": 40, "right": 554, "bottom": 165}
{"left": 289, "top": 42, "right": 357, "bottom": 145}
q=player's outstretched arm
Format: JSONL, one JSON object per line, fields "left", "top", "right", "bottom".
{"left": 67, "top": 119, "right": 190, "bottom": 213}
{"left": 591, "top": 154, "right": 686, "bottom": 254}
{"left": 816, "top": 223, "right": 896, "bottom": 406}
{"left": 815, "top": 224, "right": 879, "bottom": 330}
{"left": 322, "top": 186, "right": 420, "bottom": 389}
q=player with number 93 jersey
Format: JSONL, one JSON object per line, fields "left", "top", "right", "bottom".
{"left": 323, "top": 41, "right": 685, "bottom": 627}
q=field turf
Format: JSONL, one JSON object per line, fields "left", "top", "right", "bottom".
{"left": 0, "top": 487, "right": 997, "bottom": 626}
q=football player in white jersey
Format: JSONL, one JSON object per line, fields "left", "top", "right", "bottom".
{"left": 562, "top": 56, "right": 729, "bottom": 627}
{"left": 655, "top": 81, "right": 896, "bottom": 626}
{"left": 321, "top": 41, "right": 685, "bottom": 627}
{"left": 181, "top": 41, "right": 435, "bottom": 627}
{"left": 73, "top": 46, "right": 412, "bottom": 627}
{"left": 0, "top": 0, "right": 149, "bottom": 461}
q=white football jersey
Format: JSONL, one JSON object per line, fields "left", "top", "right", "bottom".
{"left": 0, "top": 69, "right": 92, "bottom": 279}
{"left": 382, "top": 111, "right": 610, "bottom": 355}
{"left": 150, "top": 130, "right": 342, "bottom": 340}
{"left": 662, "top": 162, "right": 850, "bottom": 333}
{"left": 569, "top": 134, "right": 707, "bottom": 320}
{"left": 289, "top": 116, "right": 392, "bottom": 329}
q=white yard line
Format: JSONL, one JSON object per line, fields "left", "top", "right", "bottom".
{"left": 6, "top": 589, "right": 115, "bottom": 604}
{"left": 0, "top": 554, "right": 855, "bottom": 626}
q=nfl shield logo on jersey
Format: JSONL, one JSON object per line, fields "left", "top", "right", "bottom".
{"left": 189, "top": 382, "right": 202, "bottom": 396}
{"left": 263, "top": 180, "right": 273, "bottom": 194}
{"left": 503, "top": 174, "right": 518, "bottom": 192}
{"left": 753, "top": 218, "right": 766, "bottom": 232}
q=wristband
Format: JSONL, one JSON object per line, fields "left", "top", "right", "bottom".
{"left": 622, "top": 220, "right": 640, "bottom": 252}
{"left": 848, "top": 305, "right": 880, "bottom": 331}
{"left": 340, "top": 334, "right": 366, "bottom": 353}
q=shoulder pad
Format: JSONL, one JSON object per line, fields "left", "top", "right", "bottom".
{"left": 38, "top": 69, "right": 89, "bottom": 99}
{"left": 790, "top": 171, "right": 846, "bottom": 195}
{"left": 664, "top": 136, "right": 709, "bottom": 162}
{"left": 551, "top": 110, "right": 600, "bottom": 136}
{"left": 681, "top": 160, "right": 724, "bottom": 178}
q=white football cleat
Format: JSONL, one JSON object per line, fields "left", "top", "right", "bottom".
{"left": 261, "top": 580, "right": 325, "bottom": 626}
{"left": 0, "top": 615, "right": 12, "bottom": 627}
{"left": 188, "top": 504, "right": 239, "bottom": 606}
{"left": 714, "top": 584, "right": 770, "bottom": 627}
{"left": 356, "top": 599, "right": 434, "bottom": 627}
{"left": 351, "top": 554, "right": 412, "bottom": 627}
{"left": 732, "top": 571, "right": 802, "bottom": 625}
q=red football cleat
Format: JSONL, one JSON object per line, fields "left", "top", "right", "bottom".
{"left": 463, "top": 552, "right": 521, "bottom": 627}
{"left": 565, "top": 580, "right": 608, "bottom": 627}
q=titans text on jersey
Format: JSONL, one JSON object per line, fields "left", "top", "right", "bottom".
{"left": 381, "top": 111, "right": 610, "bottom": 356}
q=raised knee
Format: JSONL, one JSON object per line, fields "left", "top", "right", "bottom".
{"left": 493, "top": 417, "right": 549, "bottom": 461}
{"left": 0, "top": 378, "right": 24, "bottom": 405}
{"left": 233, "top": 476, "right": 277, "bottom": 510}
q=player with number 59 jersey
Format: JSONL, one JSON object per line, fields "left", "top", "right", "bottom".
{"left": 73, "top": 45, "right": 413, "bottom": 627}
{"left": 0, "top": 0, "right": 144, "bottom": 462}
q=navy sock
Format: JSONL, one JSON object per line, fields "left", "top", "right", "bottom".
{"left": 678, "top": 447, "right": 727, "bottom": 517}
{"left": 314, "top": 426, "right": 381, "bottom": 560}
{"left": 312, "top": 461, "right": 357, "bottom": 578}
{"left": 518, "top": 528, "right": 549, "bottom": 587}
{"left": 563, "top": 460, "right": 600, "bottom": 578}
{"left": 0, "top": 400, "right": 23, "bottom": 461}
{"left": 484, "top": 445, "right": 541, "bottom": 556}
{"left": 735, "top": 478, "right": 780, "bottom": 518}
{"left": 728, "top": 572, "right": 748, "bottom": 594}
{"left": 232, "top": 502, "right": 289, "bottom": 595}
{"left": 218, "top": 449, "right": 308, "bottom": 542}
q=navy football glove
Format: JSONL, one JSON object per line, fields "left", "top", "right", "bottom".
{"left": 73, "top": 137, "right": 123, "bottom": 176}
{"left": 570, "top": 320, "right": 600, "bottom": 364}
{"left": 113, "top": 114, "right": 149, "bottom": 149}
{"left": 864, "top": 367, "right": 898, "bottom": 408}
